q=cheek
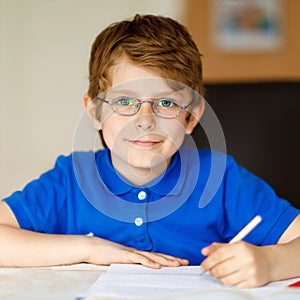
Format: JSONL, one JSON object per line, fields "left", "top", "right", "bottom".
{"left": 100, "top": 108, "right": 118, "bottom": 148}
{"left": 101, "top": 116, "right": 130, "bottom": 149}
{"left": 160, "top": 118, "right": 187, "bottom": 148}
{"left": 168, "top": 129, "right": 186, "bottom": 151}
{"left": 102, "top": 125, "right": 117, "bottom": 150}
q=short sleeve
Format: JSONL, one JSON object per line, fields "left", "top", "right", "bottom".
{"left": 2, "top": 155, "right": 71, "bottom": 233}
{"left": 221, "top": 157, "right": 299, "bottom": 245}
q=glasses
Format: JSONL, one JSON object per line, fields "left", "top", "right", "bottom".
{"left": 95, "top": 96, "right": 193, "bottom": 119}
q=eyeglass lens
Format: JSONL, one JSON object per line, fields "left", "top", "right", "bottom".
{"left": 112, "top": 97, "right": 181, "bottom": 118}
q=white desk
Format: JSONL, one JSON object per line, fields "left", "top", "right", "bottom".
{"left": 1, "top": 264, "right": 300, "bottom": 300}
{"left": 0, "top": 264, "right": 106, "bottom": 300}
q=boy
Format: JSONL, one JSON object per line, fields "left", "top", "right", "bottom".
{"left": 0, "top": 14, "right": 300, "bottom": 288}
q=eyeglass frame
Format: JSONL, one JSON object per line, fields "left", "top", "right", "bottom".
{"left": 95, "top": 96, "right": 194, "bottom": 119}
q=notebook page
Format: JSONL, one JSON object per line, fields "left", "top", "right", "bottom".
{"left": 76, "top": 264, "right": 300, "bottom": 300}
{"left": 77, "top": 264, "right": 235, "bottom": 299}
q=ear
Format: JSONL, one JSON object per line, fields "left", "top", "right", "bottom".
{"left": 83, "top": 94, "right": 102, "bottom": 130}
{"left": 185, "top": 99, "right": 205, "bottom": 135}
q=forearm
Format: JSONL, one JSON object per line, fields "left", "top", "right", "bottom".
{"left": 0, "top": 224, "right": 189, "bottom": 268}
{"left": 0, "top": 224, "right": 90, "bottom": 267}
{"left": 267, "top": 236, "right": 300, "bottom": 282}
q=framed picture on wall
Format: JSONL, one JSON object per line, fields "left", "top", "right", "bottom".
{"left": 211, "top": 0, "right": 284, "bottom": 52}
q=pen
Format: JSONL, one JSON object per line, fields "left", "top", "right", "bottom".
{"left": 201, "top": 215, "right": 262, "bottom": 274}
{"left": 229, "top": 215, "right": 262, "bottom": 244}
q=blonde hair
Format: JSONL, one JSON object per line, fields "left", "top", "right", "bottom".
{"left": 87, "top": 14, "right": 204, "bottom": 99}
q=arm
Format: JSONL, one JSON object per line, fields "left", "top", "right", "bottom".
{"left": 0, "top": 202, "right": 188, "bottom": 268}
{"left": 266, "top": 213, "right": 300, "bottom": 281}
{"left": 200, "top": 214, "right": 300, "bottom": 288}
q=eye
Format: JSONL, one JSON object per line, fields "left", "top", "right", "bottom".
{"left": 157, "top": 98, "right": 176, "bottom": 108}
{"left": 114, "top": 97, "right": 136, "bottom": 106}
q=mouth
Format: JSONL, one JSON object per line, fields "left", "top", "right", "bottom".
{"left": 127, "top": 139, "right": 163, "bottom": 148}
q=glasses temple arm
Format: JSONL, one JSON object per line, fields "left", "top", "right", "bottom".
{"left": 95, "top": 96, "right": 112, "bottom": 105}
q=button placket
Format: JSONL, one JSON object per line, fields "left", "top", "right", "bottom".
{"left": 130, "top": 189, "right": 152, "bottom": 249}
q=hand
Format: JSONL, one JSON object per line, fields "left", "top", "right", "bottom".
{"left": 85, "top": 236, "right": 189, "bottom": 269}
{"left": 200, "top": 241, "right": 272, "bottom": 288}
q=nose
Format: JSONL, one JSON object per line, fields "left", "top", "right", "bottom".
{"left": 134, "top": 102, "right": 155, "bottom": 131}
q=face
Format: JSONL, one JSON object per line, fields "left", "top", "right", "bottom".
{"left": 86, "top": 57, "right": 203, "bottom": 184}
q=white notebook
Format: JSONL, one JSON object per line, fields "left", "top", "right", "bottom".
{"left": 76, "top": 264, "right": 300, "bottom": 300}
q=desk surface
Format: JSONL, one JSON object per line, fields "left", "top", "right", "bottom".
{"left": 1, "top": 264, "right": 300, "bottom": 300}
{"left": 0, "top": 264, "right": 106, "bottom": 300}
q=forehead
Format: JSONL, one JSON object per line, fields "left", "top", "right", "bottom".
{"left": 110, "top": 57, "right": 158, "bottom": 85}
{"left": 107, "top": 57, "right": 191, "bottom": 98}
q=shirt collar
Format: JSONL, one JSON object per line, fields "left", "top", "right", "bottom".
{"left": 97, "top": 148, "right": 185, "bottom": 196}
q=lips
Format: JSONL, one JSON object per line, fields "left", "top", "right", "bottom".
{"left": 126, "top": 138, "right": 163, "bottom": 148}
{"left": 132, "top": 140, "right": 161, "bottom": 146}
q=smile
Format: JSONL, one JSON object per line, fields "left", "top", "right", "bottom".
{"left": 127, "top": 139, "right": 162, "bottom": 148}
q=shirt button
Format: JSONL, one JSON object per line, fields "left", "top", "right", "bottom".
{"left": 137, "top": 191, "right": 147, "bottom": 201}
{"left": 134, "top": 217, "right": 143, "bottom": 226}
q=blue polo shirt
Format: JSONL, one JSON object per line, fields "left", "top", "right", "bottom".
{"left": 3, "top": 147, "right": 299, "bottom": 265}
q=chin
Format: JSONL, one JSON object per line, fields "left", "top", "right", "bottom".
{"left": 128, "top": 154, "right": 169, "bottom": 170}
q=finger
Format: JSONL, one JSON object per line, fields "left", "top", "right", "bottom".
{"left": 220, "top": 268, "right": 259, "bottom": 288}
{"left": 130, "top": 252, "right": 180, "bottom": 268}
{"left": 151, "top": 253, "right": 189, "bottom": 265}
{"left": 136, "top": 251, "right": 188, "bottom": 267}
{"left": 210, "top": 253, "right": 241, "bottom": 278}
{"left": 201, "top": 244, "right": 234, "bottom": 272}
{"left": 209, "top": 257, "right": 240, "bottom": 280}
{"left": 222, "top": 266, "right": 265, "bottom": 288}
{"left": 218, "top": 270, "right": 245, "bottom": 287}
{"left": 120, "top": 244, "right": 189, "bottom": 265}
{"left": 201, "top": 246, "right": 214, "bottom": 256}
{"left": 126, "top": 251, "right": 162, "bottom": 269}
{"left": 201, "top": 242, "right": 224, "bottom": 256}
{"left": 235, "top": 278, "right": 261, "bottom": 289}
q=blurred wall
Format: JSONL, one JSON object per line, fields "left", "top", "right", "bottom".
{"left": 185, "top": 0, "right": 300, "bottom": 207}
{"left": 0, "top": 0, "right": 185, "bottom": 198}
{"left": 186, "top": 0, "right": 300, "bottom": 82}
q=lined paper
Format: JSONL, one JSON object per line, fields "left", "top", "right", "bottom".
{"left": 77, "top": 264, "right": 300, "bottom": 300}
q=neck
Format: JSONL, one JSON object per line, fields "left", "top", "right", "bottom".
{"left": 111, "top": 154, "right": 171, "bottom": 186}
